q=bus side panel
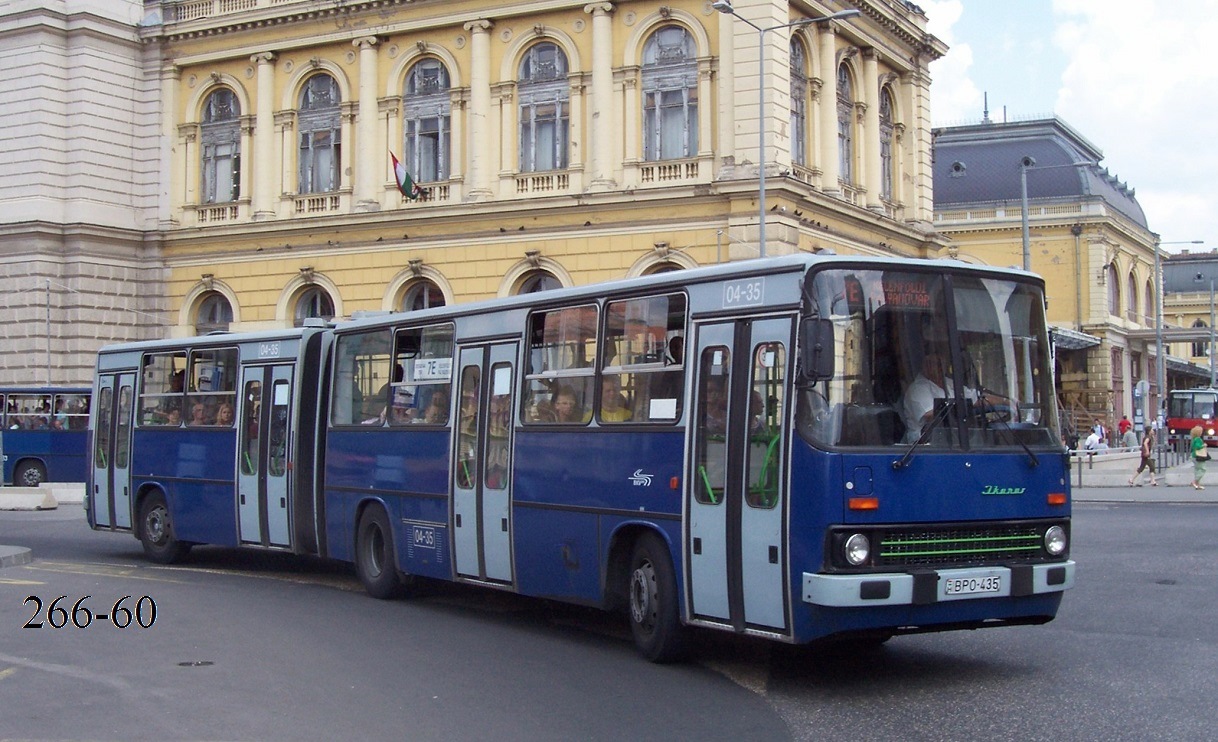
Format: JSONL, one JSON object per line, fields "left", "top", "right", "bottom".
{"left": 323, "top": 428, "right": 451, "bottom": 567}
{"left": 130, "top": 429, "right": 237, "bottom": 546}
{"left": 2, "top": 430, "right": 88, "bottom": 484}
{"left": 512, "top": 429, "right": 684, "bottom": 602}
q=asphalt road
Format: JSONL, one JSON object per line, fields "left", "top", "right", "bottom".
{"left": 3, "top": 497, "right": 1218, "bottom": 741}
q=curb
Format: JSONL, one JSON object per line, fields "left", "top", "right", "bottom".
{"left": 0, "top": 545, "right": 33, "bottom": 568}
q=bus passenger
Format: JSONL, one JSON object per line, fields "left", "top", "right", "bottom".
{"left": 189, "top": 401, "right": 208, "bottom": 426}
{"left": 553, "top": 385, "right": 588, "bottom": 423}
{"left": 214, "top": 401, "right": 235, "bottom": 427}
{"left": 600, "top": 376, "right": 632, "bottom": 422}
{"left": 421, "top": 388, "right": 450, "bottom": 424}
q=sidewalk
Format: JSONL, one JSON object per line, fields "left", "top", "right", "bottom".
{"left": 1067, "top": 450, "right": 1218, "bottom": 503}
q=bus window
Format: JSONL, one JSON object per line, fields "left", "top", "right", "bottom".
{"left": 456, "top": 366, "right": 480, "bottom": 488}
{"left": 331, "top": 330, "right": 392, "bottom": 426}
{"left": 54, "top": 393, "right": 90, "bottom": 430}
{"left": 269, "top": 381, "right": 289, "bottom": 477}
{"left": 95, "top": 388, "right": 112, "bottom": 468}
{"left": 188, "top": 348, "right": 238, "bottom": 426}
{"left": 746, "top": 343, "right": 785, "bottom": 509}
{"left": 116, "top": 385, "right": 133, "bottom": 469}
{"left": 392, "top": 323, "right": 454, "bottom": 426}
{"left": 602, "top": 293, "right": 686, "bottom": 423}
{"left": 7, "top": 393, "right": 52, "bottom": 430}
{"left": 140, "top": 352, "right": 186, "bottom": 425}
{"left": 240, "top": 379, "right": 261, "bottom": 475}
{"left": 486, "top": 363, "right": 512, "bottom": 489}
{"left": 522, "top": 305, "right": 596, "bottom": 425}
{"left": 693, "top": 346, "right": 731, "bottom": 505}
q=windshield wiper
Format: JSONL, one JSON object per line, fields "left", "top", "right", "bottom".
{"left": 892, "top": 398, "right": 957, "bottom": 470}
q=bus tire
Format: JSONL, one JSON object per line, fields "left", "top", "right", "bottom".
{"left": 14, "top": 460, "right": 46, "bottom": 487}
{"left": 138, "top": 492, "right": 191, "bottom": 564}
{"left": 628, "top": 532, "right": 687, "bottom": 663}
{"left": 356, "top": 505, "right": 405, "bottom": 600}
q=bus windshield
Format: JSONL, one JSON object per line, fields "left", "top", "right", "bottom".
{"left": 797, "top": 267, "right": 1059, "bottom": 449}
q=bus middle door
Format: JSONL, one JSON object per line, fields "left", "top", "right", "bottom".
{"left": 237, "top": 364, "right": 294, "bottom": 547}
{"left": 91, "top": 373, "right": 135, "bottom": 530}
{"left": 688, "top": 316, "right": 792, "bottom": 633}
{"left": 452, "top": 343, "right": 516, "bottom": 585}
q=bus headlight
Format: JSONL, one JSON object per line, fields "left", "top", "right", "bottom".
{"left": 844, "top": 533, "right": 870, "bottom": 566}
{"left": 1044, "top": 525, "right": 1067, "bottom": 556}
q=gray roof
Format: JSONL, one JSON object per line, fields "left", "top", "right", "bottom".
{"left": 933, "top": 117, "right": 1147, "bottom": 229}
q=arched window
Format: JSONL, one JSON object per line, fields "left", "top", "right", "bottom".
{"left": 836, "top": 64, "right": 854, "bottom": 184}
{"left": 404, "top": 59, "right": 450, "bottom": 183}
{"left": 201, "top": 88, "right": 240, "bottom": 203}
{"left": 1106, "top": 264, "right": 1120, "bottom": 316}
{"left": 642, "top": 25, "right": 698, "bottom": 162}
{"left": 1145, "top": 279, "right": 1155, "bottom": 324}
{"left": 790, "top": 39, "right": 808, "bottom": 167}
{"left": 1193, "top": 319, "right": 1210, "bottom": 359}
{"left": 195, "top": 293, "right": 233, "bottom": 335}
{"left": 1126, "top": 273, "right": 1138, "bottom": 322}
{"left": 517, "top": 271, "right": 562, "bottom": 294}
{"left": 518, "top": 42, "right": 569, "bottom": 173}
{"left": 400, "top": 279, "right": 445, "bottom": 312}
{"left": 644, "top": 261, "right": 684, "bottom": 275}
{"left": 298, "top": 74, "right": 341, "bottom": 194}
{"left": 879, "top": 86, "right": 895, "bottom": 201}
{"left": 294, "top": 286, "right": 335, "bottom": 326}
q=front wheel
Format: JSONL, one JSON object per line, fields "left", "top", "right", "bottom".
{"left": 138, "top": 492, "right": 191, "bottom": 564}
{"left": 355, "top": 505, "right": 406, "bottom": 599}
{"left": 627, "top": 532, "right": 687, "bottom": 663}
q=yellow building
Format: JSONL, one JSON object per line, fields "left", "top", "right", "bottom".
{"left": 2, "top": 0, "right": 948, "bottom": 386}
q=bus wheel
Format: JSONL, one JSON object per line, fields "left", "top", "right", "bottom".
{"left": 138, "top": 492, "right": 191, "bottom": 564}
{"left": 14, "top": 461, "right": 46, "bottom": 487}
{"left": 356, "top": 505, "right": 405, "bottom": 599}
{"left": 628, "top": 532, "right": 687, "bottom": 663}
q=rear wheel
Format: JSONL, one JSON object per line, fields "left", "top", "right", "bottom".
{"left": 356, "top": 505, "right": 406, "bottom": 599}
{"left": 14, "top": 460, "right": 46, "bottom": 487}
{"left": 627, "top": 532, "right": 687, "bottom": 663}
{"left": 138, "top": 492, "right": 191, "bottom": 564}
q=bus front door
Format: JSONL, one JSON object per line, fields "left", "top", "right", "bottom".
{"left": 687, "top": 316, "right": 792, "bottom": 633}
{"left": 92, "top": 373, "right": 135, "bottom": 530}
{"left": 237, "top": 364, "right": 294, "bottom": 547}
{"left": 452, "top": 343, "right": 516, "bottom": 585}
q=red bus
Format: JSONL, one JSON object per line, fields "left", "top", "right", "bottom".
{"left": 1165, "top": 388, "right": 1218, "bottom": 447}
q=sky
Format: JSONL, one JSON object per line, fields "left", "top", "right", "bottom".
{"left": 923, "top": 0, "right": 1217, "bottom": 253}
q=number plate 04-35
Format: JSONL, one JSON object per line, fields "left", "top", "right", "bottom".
{"left": 943, "top": 575, "right": 1002, "bottom": 596}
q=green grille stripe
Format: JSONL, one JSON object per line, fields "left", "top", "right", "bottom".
{"left": 881, "top": 545, "right": 1042, "bottom": 557}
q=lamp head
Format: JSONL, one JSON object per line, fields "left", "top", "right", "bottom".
{"left": 712, "top": 0, "right": 734, "bottom": 13}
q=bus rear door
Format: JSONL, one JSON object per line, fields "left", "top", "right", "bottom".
{"left": 452, "top": 343, "right": 516, "bottom": 585}
{"left": 237, "top": 364, "right": 295, "bottom": 547}
{"left": 687, "top": 316, "right": 792, "bottom": 633}
{"left": 92, "top": 373, "right": 136, "bottom": 529}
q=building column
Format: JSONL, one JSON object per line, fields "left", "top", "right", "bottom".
{"left": 465, "top": 19, "right": 494, "bottom": 200}
{"left": 816, "top": 24, "right": 839, "bottom": 193}
{"left": 354, "top": 37, "right": 380, "bottom": 211}
{"left": 584, "top": 2, "right": 615, "bottom": 190}
{"left": 162, "top": 64, "right": 181, "bottom": 228}
{"left": 251, "top": 52, "right": 277, "bottom": 220}
{"left": 862, "top": 49, "right": 882, "bottom": 211}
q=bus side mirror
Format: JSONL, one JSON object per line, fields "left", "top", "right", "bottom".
{"left": 801, "top": 319, "right": 834, "bottom": 382}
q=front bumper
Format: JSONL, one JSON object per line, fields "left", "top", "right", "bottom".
{"left": 803, "top": 561, "right": 1075, "bottom": 607}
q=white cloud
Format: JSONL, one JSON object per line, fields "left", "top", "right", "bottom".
{"left": 923, "top": 1, "right": 983, "bottom": 124}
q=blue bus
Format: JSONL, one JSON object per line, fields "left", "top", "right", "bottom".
{"left": 87, "top": 255, "right": 1074, "bottom": 661}
{"left": 2, "top": 386, "right": 91, "bottom": 486}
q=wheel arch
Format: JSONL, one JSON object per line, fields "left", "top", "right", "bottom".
{"left": 10, "top": 456, "right": 48, "bottom": 484}
{"left": 603, "top": 521, "right": 681, "bottom": 614}
{"left": 353, "top": 496, "right": 399, "bottom": 571}
{"left": 132, "top": 482, "right": 169, "bottom": 540}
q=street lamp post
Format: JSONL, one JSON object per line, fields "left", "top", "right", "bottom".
{"left": 1197, "top": 271, "right": 1216, "bottom": 388}
{"left": 713, "top": 1, "right": 859, "bottom": 258}
{"left": 1019, "top": 156, "right": 1098, "bottom": 272}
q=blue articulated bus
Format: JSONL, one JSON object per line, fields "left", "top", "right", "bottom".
{"left": 2, "top": 386, "right": 91, "bottom": 486}
{"left": 87, "top": 255, "right": 1074, "bottom": 661}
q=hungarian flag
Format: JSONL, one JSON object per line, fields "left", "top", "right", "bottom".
{"left": 390, "top": 151, "right": 422, "bottom": 199}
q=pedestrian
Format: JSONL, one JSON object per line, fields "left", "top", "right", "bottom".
{"left": 1118, "top": 415, "right": 1132, "bottom": 437}
{"left": 1083, "top": 428, "right": 1101, "bottom": 451}
{"left": 1129, "top": 426, "right": 1158, "bottom": 487}
{"left": 1190, "top": 425, "right": 1210, "bottom": 491}
{"left": 1121, "top": 425, "right": 1137, "bottom": 449}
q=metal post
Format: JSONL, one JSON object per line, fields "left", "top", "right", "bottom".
{"left": 1210, "top": 278, "right": 1215, "bottom": 388}
{"left": 1020, "top": 161, "right": 1031, "bottom": 272}
{"left": 1155, "top": 240, "right": 1165, "bottom": 428}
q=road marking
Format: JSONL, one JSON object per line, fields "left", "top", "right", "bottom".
{"left": 0, "top": 667, "right": 17, "bottom": 681}
{"left": 0, "top": 578, "right": 45, "bottom": 586}
{"left": 24, "top": 562, "right": 187, "bottom": 584}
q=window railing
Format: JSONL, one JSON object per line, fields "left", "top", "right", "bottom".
{"left": 639, "top": 158, "right": 700, "bottom": 185}
{"left": 399, "top": 182, "right": 451, "bottom": 205}
{"left": 167, "top": 0, "right": 296, "bottom": 22}
{"left": 294, "top": 194, "right": 341, "bottom": 214}
{"left": 515, "top": 172, "right": 570, "bottom": 195}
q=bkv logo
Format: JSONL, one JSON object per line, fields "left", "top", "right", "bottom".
{"left": 629, "top": 469, "right": 654, "bottom": 487}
